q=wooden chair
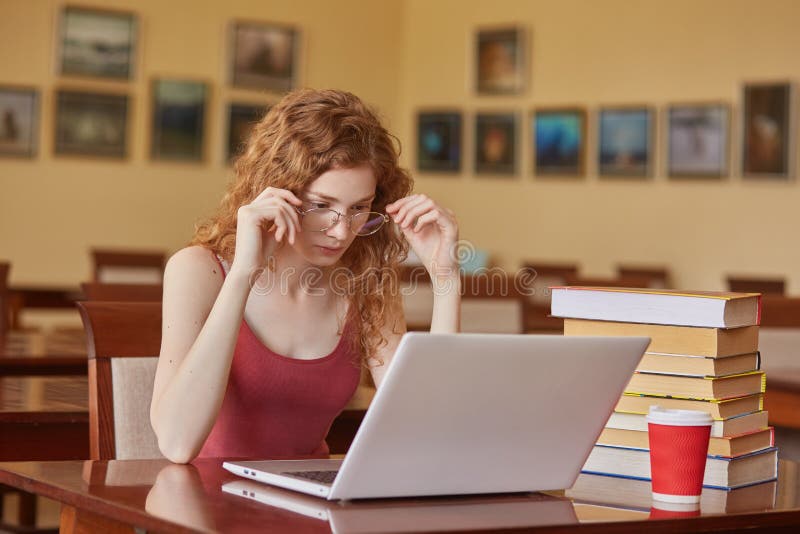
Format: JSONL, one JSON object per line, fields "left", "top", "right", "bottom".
{"left": 519, "top": 262, "right": 579, "bottom": 333}
{"left": 726, "top": 276, "right": 785, "bottom": 295}
{"left": 91, "top": 248, "right": 166, "bottom": 284}
{"left": 563, "top": 275, "right": 653, "bottom": 288}
{"left": 757, "top": 296, "right": 800, "bottom": 429}
{"left": 0, "top": 261, "right": 9, "bottom": 337}
{"left": 461, "top": 273, "right": 525, "bottom": 334}
{"left": 77, "top": 301, "right": 164, "bottom": 460}
{"left": 616, "top": 265, "right": 672, "bottom": 289}
{"left": 80, "top": 282, "right": 162, "bottom": 302}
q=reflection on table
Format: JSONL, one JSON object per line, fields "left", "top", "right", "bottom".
{"left": 1, "top": 329, "right": 87, "bottom": 376}
{"left": 1, "top": 458, "right": 799, "bottom": 533}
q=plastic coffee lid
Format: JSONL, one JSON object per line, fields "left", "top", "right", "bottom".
{"left": 646, "top": 405, "right": 713, "bottom": 426}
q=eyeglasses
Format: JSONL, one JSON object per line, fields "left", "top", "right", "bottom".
{"left": 296, "top": 207, "right": 389, "bottom": 236}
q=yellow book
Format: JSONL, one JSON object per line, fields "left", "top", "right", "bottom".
{"left": 615, "top": 393, "right": 764, "bottom": 420}
{"left": 597, "top": 427, "right": 774, "bottom": 458}
{"left": 563, "top": 319, "right": 758, "bottom": 357}
{"left": 624, "top": 371, "right": 765, "bottom": 400}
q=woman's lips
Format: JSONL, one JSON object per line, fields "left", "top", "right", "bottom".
{"left": 316, "top": 245, "right": 343, "bottom": 255}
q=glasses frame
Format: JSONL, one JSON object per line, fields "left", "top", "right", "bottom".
{"left": 295, "top": 206, "right": 390, "bottom": 236}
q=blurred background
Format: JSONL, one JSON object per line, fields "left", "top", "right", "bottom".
{"left": 2, "top": 0, "right": 800, "bottom": 327}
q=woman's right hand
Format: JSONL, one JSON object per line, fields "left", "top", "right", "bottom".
{"left": 231, "top": 187, "right": 303, "bottom": 276}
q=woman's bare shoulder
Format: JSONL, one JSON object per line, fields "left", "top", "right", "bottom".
{"left": 164, "top": 246, "right": 225, "bottom": 296}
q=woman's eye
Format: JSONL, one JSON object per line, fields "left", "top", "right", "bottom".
{"left": 310, "top": 202, "right": 328, "bottom": 209}
{"left": 352, "top": 205, "right": 369, "bottom": 211}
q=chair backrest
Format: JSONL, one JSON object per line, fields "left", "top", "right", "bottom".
{"left": 616, "top": 265, "right": 672, "bottom": 289}
{"left": 91, "top": 248, "right": 166, "bottom": 284}
{"left": 77, "top": 301, "right": 163, "bottom": 460}
{"left": 0, "top": 261, "right": 9, "bottom": 336}
{"left": 81, "top": 282, "right": 163, "bottom": 302}
{"left": 727, "top": 276, "right": 785, "bottom": 295}
{"left": 461, "top": 274, "right": 525, "bottom": 333}
{"left": 520, "top": 262, "right": 579, "bottom": 306}
{"left": 563, "top": 275, "right": 653, "bottom": 289}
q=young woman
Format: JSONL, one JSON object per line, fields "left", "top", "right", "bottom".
{"left": 150, "top": 89, "right": 460, "bottom": 463}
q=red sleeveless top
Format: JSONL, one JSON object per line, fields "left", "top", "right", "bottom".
{"left": 197, "top": 255, "right": 361, "bottom": 459}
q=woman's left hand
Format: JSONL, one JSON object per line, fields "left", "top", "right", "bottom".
{"left": 386, "top": 194, "right": 459, "bottom": 279}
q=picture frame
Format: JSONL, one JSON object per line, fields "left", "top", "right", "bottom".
{"left": 0, "top": 87, "right": 39, "bottom": 158}
{"left": 598, "top": 107, "right": 653, "bottom": 177}
{"left": 742, "top": 81, "right": 794, "bottom": 179}
{"left": 231, "top": 20, "right": 298, "bottom": 92}
{"left": 54, "top": 89, "right": 128, "bottom": 158}
{"left": 475, "top": 26, "right": 526, "bottom": 95}
{"left": 58, "top": 6, "right": 137, "bottom": 80}
{"left": 151, "top": 79, "right": 207, "bottom": 162}
{"left": 532, "top": 107, "right": 586, "bottom": 177}
{"left": 227, "top": 102, "right": 268, "bottom": 162}
{"left": 475, "top": 112, "right": 517, "bottom": 175}
{"left": 667, "top": 103, "right": 730, "bottom": 178}
{"left": 416, "top": 111, "right": 462, "bottom": 173}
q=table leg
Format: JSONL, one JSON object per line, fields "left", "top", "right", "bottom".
{"left": 59, "top": 505, "right": 135, "bottom": 534}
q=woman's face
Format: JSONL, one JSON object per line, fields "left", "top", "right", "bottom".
{"left": 291, "top": 163, "right": 378, "bottom": 267}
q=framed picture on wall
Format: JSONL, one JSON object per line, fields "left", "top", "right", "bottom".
{"left": 475, "top": 112, "right": 517, "bottom": 175}
{"left": 742, "top": 81, "right": 794, "bottom": 179}
{"left": 417, "top": 111, "right": 462, "bottom": 172}
{"left": 667, "top": 103, "right": 730, "bottom": 178}
{"left": 231, "top": 21, "right": 298, "bottom": 92}
{"left": 0, "top": 87, "right": 39, "bottom": 158}
{"left": 54, "top": 89, "right": 128, "bottom": 158}
{"left": 598, "top": 107, "right": 653, "bottom": 177}
{"left": 151, "top": 79, "right": 207, "bottom": 162}
{"left": 532, "top": 107, "right": 586, "bottom": 177}
{"left": 227, "top": 102, "right": 268, "bottom": 162}
{"left": 58, "top": 6, "right": 137, "bottom": 79}
{"left": 475, "top": 26, "right": 526, "bottom": 95}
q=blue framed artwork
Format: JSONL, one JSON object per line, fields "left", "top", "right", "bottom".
{"left": 59, "top": 6, "right": 137, "bottom": 80}
{"left": 475, "top": 112, "right": 517, "bottom": 175}
{"left": 532, "top": 108, "right": 586, "bottom": 177}
{"left": 151, "top": 79, "right": 207, "bottom": 162}
{"left": 417, "top": 112, "right": 461, "bottom": 173}
{"left": 598, "top": 107, "right": 652, "bottom": 177}
{"left": 668, "top": 103, "right": 730, "bottom": 178}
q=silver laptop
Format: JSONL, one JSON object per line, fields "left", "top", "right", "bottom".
{"left": 223, "top": 332, "right": 649, "bottom": 500}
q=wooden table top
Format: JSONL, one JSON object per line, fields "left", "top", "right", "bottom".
{"left": 0, "top": 458, "right": 798, "bottom": 533}
{"left": 0, "top": 375, "right": 87, "bottom": 418}
{"left": 0, "top": 330, "right": 87, "bottom": 375}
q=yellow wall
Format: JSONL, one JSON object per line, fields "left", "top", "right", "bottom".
{"left": 398, "top": 0, "right": 800, "bottom": 291}
{"left": 2, "top": 0, "right": 800, "bottom": 293}
{"left": 0, "top": 0, "right": 403, "bottom": 285}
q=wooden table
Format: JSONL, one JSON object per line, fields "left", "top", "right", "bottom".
{"left": 0, "top": 375, "right": 89, "bottom": 461}
{"left": 0, "top": 458, "right": 798, "bottom": 533}
{"left": 1, "top": 330, "right": 87, "bottom": 376}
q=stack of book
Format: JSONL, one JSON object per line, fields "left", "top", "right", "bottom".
{"left": 551, "top": 286, "right": 779, "bottom": 491}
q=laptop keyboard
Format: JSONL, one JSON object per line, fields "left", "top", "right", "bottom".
{"left": 282, "top": 470, "right": 338, "bottom": 485}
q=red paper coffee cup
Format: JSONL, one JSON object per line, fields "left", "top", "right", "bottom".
{"left": 646, "top": 406, "right": 712, "bottom": 504}
{"left": 649, "top": 501, "right": 701, "bottom": 519}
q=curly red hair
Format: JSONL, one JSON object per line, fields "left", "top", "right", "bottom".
{"left": 192, "top": 89, "right": 413, "bottom": 364}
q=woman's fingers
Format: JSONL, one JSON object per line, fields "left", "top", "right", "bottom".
{"left": 253, "top": 186, "right": 303, "bottom": 207}
{"left": 412, "top": 210, "right": 440, "bottom": 232}
{"left": 395, "top": 196, "right": 433, "bottom": 228}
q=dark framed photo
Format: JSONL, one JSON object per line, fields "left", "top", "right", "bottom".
{"left": 667, "top": 103, "right": 730, "bottom": 178}
{"left": 475, "top": 112, "right": 517, "bottom": 175}
{"left": 58, "top": 6, "right": 137, "bottom": 79}
{"left": 0, "top": 87, "right": 39, "bottom": 158}
{"left": 151, "top": 79, "right": 207, "bottom": 162}
{"left": 598, "top": 107, "right": 653, "bottom": 177}
{"left": 231, "top": 21, "right": 298, "bottom": 92}
{"left": 742, "top": 82, "right": 794, "bottom": 179}
{"left": 417, "top": 112, "right": 462, "bottom": 173}
{"left": 475, "top": 26, "right": 526, "bottom": 95}
{"left": 54, "top": 89, "right": 128, "bottom": 158}
{"left": 532, "top": 108, "right": 586, "bottom": 177}
{"left": 227, "top": 103, "right": 267, "bottom": 162}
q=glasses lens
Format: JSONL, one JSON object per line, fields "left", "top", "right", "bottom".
{"left": 302, "top": 208, "right": 338, "bottom": 231}
{"left": 352, "top": 212, "right": 386, "bottom": 236}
